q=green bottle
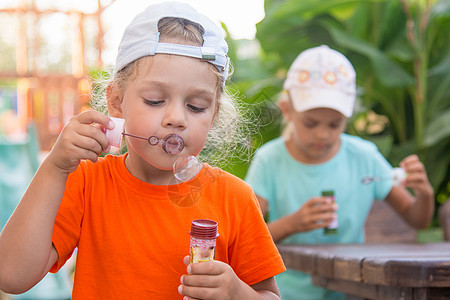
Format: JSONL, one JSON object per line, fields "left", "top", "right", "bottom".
{"left": 323, "top": 190, "right": 338, "bottom": 234}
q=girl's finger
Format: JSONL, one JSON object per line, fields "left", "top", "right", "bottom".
{"left": 182, "top": 274, "right": 218, "bottom": 288}
{"left": 179, "top": 284, "right": 215, "bottom": 300}
{"left": 73, "top": 120, "right": 110, "bottom": 152}
{"left": 183, "top": 255, "right": 190, "bottom": 267}
{"left": 77, "top": 110, "right": 114, "bottom": 130}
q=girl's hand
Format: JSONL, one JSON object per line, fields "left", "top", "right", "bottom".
{"left": 46, "top": 110, "right": 114, "bottom": 174}
{"left": 399, "top": 154, "right": 434, "bottom": 199}
{"left": 288, "top": 196, "right": 338, "bottom": 233}
{"left": 179, "top": 256, "right": 250, "bottom": 300}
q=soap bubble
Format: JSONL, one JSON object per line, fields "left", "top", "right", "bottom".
{"left": 173, "top": 155, "right": 203, "bottom": 182}
{"left": 167, "top": 160, "right": 218, "bottom": 207}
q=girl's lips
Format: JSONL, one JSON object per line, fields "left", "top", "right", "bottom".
{"left": 312, "top": 143, "right": 327, "bottom": 150}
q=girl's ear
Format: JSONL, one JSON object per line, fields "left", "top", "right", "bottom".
{"left": 278, "top": 95, "right": 293, "bottom": 121}
{"left": 106, "top": 82, "right": 123, "bottom": 118}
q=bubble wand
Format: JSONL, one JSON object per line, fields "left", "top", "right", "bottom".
{"left": 105, "top": 117, "right": 202, "bottom": 182}
{"left": 361, "top": 168, "right": 407, "bottom": 186}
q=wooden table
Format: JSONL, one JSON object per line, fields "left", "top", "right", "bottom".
{"left": 277, "top": 243, "right": 450, "bottom": 300}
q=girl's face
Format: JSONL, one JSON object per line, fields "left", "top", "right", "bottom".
{"left": 284, "top": 105, "right": 347, "bottom": 164}
{"left": 113, "top": 54, "right": 218, "bottom": 182}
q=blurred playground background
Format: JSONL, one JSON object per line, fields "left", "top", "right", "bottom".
{"left": 0, "top": 1, "right": 449, "bottom": 292}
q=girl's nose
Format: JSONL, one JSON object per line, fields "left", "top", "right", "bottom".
{"left": 162, "top": 102, "right": 187, "bottom": 129}
{"left": 315, "top": 126, "right": 330, "bottom": 139}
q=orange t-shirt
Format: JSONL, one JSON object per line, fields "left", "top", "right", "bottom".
{"left": 51, "top": 154, "right": 285, "bottom": 299}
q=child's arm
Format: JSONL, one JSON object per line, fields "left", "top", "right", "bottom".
{"left": 0, "top": 110, "right": 113, "bottom": 293}
{"left": 256, "top": 195, "right": 337, "bottom": 243}
{"left": 179, "top": 256, "right": 281, "bottom": 300}
{"left": 385, "top": 154, "right": 434, "bottom": 229}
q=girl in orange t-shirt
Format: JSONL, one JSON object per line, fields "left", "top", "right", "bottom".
{"left": 0, "top": 2, "right": 285, "bottom": 299}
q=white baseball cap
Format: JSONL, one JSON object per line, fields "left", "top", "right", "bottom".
{"left": 114, "top": 1, "right": 230, "bottom": 81}
{"left": 283, "top": 45, "right": 356, "bottom": 117}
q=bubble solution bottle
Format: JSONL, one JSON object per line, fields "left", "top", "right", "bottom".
{"left": 189, "top": 219, "right": 219, "bottom": 264}
{"left": 105, "top": 117, "right": 124, "bottom": 148}
{"left": 323, "top": 190, "right": 338, "bottom": 234}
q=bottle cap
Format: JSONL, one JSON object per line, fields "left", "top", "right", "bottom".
{"left": 190, "top": 219, "right": 219, "bottom": 240}
{"left": 321, "top": 190, "right": 335, "bottom": 196}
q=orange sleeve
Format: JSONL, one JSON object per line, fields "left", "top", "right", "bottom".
{"left": 224, "top": 178, "right": 286, "bottom": 285}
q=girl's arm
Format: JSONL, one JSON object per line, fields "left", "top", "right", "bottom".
{"left": 0, "top": 161, "right": 64, "bottom": 293}
{"left": 385, "top": 154, "right": 434, "bottom": 229}
{"left": 0, "top": 110, "right": 113, "bottom": 293}
{"left": 250, "top": 277, "right": 281, "bottom": 300}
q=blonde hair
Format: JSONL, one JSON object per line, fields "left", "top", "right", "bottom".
{"left": 278, "top": 90, "right": 293, "bottom": 139}
{"left": 90, "top": 17, "right": 251, "bottom": 167}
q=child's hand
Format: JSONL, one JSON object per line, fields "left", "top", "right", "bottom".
{"left": 288, "top": 197, "right": 338, "bottom": 233}
{"left": 179, "top": 256, "right": 249, "bottom": 300}
{"left": 399, "top": 154, "right": 434, "bottom": 199}
{"left": 46, "top": 110, "right": 114, "bottom": 174}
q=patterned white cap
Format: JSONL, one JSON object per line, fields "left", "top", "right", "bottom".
{"left": 283, "top": 45, "right": 356, "bottom": 117}
{"left": 114, "top": 1, "right": 229, "bottom": 81}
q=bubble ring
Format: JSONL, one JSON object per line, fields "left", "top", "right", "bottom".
{"left": 148, "top": 136, "right": 159, "bottom": 146}
{"left": 161, "top": 134, "right": 185, "bottom": 155}
{"left": 122, "top": 132, "right": 184, "bottom": 155}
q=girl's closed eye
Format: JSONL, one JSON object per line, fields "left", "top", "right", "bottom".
{"left": 186, "top": 94, "right": 214, "bottom": 113}
{"left": 187, "top": 103, "right": 207, "bottom": 113}
{"left": 303, "top": 120, "right": 317, "bottom": 129}
{"left": 329, "top": 122, "right": 342, "bottom": 129}
{"left": 329, "top": 117, "right": 346, "bottom": 129}
{"left": 144, "top": 99, "right": 165, "bottom": 106}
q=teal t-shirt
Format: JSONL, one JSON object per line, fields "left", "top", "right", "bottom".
{"left": 245, "top": 134, "right": 393, "bottom": 300}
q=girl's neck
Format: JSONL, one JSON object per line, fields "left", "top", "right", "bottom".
{"left": 285, "top": 136, "right": 341, "bottom": 165}
{"left": 124, "top": 152, "right": 175, "bottom": 185}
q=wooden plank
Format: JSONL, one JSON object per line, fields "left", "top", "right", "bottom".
{"left": 345, "top": 296, "right": 365, "bottom": 300}
{"left": 374, "top": 285, "right": 413, "bottom": 300}
{"left": 312, "top": 276, "right": 414, "bottom": 300}
{"left": 312, "top": 276, "right": 377, "bottom": 299}
{"left": 333, "top": 255, "right": 363, "bottom": 282}
{"left": 422, "top": 287, "right": 450, "bottom": 300}
{"left": 277, "top": 245, "right": 316, "bottom": 274}
{"left": 315, "top": 251, "right": 335, "bottom": 278}
{"left": 279, "top": 243, "right": 450, "bottom": 282}
{"left": 363, "top": 257, "right": 450, "bottom": 287}
{"left": 438, "top": 199, "right": 450, "bottom": 241}
{"left": 314, "top": 275, "right": 450, "bottom": 300}
{"left": 279, "top": 243, "right": 450, "bottom": 299}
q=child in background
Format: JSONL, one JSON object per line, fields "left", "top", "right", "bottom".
{"left": 245, "top": 45, "right": 434, "bottom": 300}
{"left": 0, "top": 2, "right": 285, "bottom": 299}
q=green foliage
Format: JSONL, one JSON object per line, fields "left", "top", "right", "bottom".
{"left": 229, "top": 0, "right": 450, "bottom": 213}
{"left": 418, "top": 226, "right": 444, "bottom": 243}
